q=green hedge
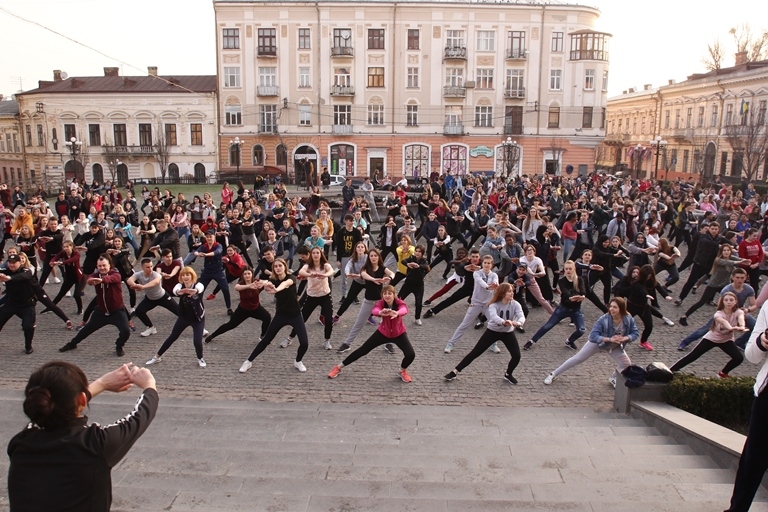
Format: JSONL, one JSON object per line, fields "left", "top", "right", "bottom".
{"left": 662, "top": 373, "right": 755, "bottom": 434}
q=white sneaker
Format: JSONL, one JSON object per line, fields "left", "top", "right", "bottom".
{"left": 65, "top": 291, "right": 72, "bottom": 297}
{"left": 294, "top": 360, "right": 307, "bottom": 372}
{"left": 544, "top": 373, "right": 556, "bottom": 385}
{"left": 203, "top": 329, "right": 209, "bottom": 336}
{"left": 141, "top": 326, "right": 157, "bottom": 337}
{"left": 280, "top": 337, "right": 292, "bottom": 348}
{"left": 489, "top": 342, "right": 501, "bottom": 353}
{"left": 54, "top": 277, "right": 61, "bottom": 284}
{"left": 609, "top": 372, "right": 617, "bottom": 389}
{"left": 444, "top": 343, "right": 453, "bottom": 354}
{"left": 128, "top": 307, "right": 135, "bottom": 315}
{"left": 663, "top": 317, "right": 675, "bottom": 326}
{"left": 324, "top": 340, "right": 332, "bottom": 350}
{"left": 414, "top": 319, "right": 423, "bottom": 326}
{"left": 198, "top": 358, "right": 206, "bottom": 368}
{"left": 145, "top": 355, "right": 162, "bottom": 365}
{"left": 239, "top": 360, "right": 252, "bottom": 373}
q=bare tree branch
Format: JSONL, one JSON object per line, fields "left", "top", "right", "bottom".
{"left": 702, "top": 38, "right": 725, "bottom": 70}
{"left": 154, "top": 121, "right": 170, "bottom": 181}
{"left": 724, "top": 103, "right": 768, "bottom": 181}
{"left": 729, "top": 24, "right": 768, "bottom": 62}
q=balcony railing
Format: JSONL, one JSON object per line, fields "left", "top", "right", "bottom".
{"left": 443, "top": 123, "right": 465, "bottom": 135}
{"left": 332, "top": 124, "right": 353, "bottom": 135}
{"left": 331, "top": 46, "right": 354, "bottom": 57}
{"left": 101, "top": 144, "right": 155, "bottom": 155}
{"left": 258, "top": 125, "right": 278, "bottom": 134}
{"left": 330, "top": 85, "right": 355, "bottom": 96}
{"left": 257, "top": 47, "right": 278, "bottom": 57}
{"left": 443, "top": 86, "right": 467, "bottom": 98}
{"left": 503, "top": 124, "right": 523, "bottom": 135}
{"left": 506, "top": 49, "right": 527, "bottom": 60}
{"left": 443, "top": 46, "right": 467, "bottom": 59}
{"left": 570, "top": 49, "right": 609, "bottom": 61}
{"left": 257, "top": 85, "right": 280, "bottom": 96}
{"left": 504, "top": 87, "right": 526, "bottom": 99}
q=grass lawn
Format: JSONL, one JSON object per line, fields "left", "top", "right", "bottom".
{"left": 154, "top": 183, "right": 342, "bottom": 205}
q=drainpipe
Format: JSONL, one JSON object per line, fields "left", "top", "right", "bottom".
{"left": 316, "top": 2, "right": 322, "bottom": 189}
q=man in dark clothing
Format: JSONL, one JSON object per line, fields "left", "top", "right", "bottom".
{"left": 676, "top": 223, "right": 726, "bottom": 305}
{"left": 569, "top": 211, "right": 595, "bottom": 262}
{"left": 37, "top": 217, "right": 64, "bottom": 286}
{"left": 59, "top": 255, "right": 131, "bottom": 356}
{"left": 0, "top": 254, "right": 37, "bottom": 353}
{"left": 341, "top": 177, "right": 355, "bottom": 222}
{"left": 590, "top": 196, "right": 611, "bottom": 234}
{"left": 74, "top": 222, "right": 106, "bottom": 294}
{"left": 149, "top": 219, "right": 182, "bottom": 263}
{"left": 54, "top": 191, "right": 70, "bottom": 219}
{"left": 424, "top": 249, "right": 482, "bottom": 318}
{"left": 196, "top": 230, "right": 232, "bottom": 314}
{"left": 335, "top": 214, "right": 364, "bottom": 299}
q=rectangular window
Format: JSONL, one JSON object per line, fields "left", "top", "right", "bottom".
{"left": 474, "top": 106, "right": 493, "bottom": 128}
{"left": 446, "top": 30, "right": 464, "bottom": 49}
{"left": 726, "top": 104, "right": 734, "bottom": 125}
{"left": 333, "top": 28, "right": 353, "bottom": 49}
{"left": 507, "top": 31, "right": 525, "bottom": 58}
{"left": 476, "top": 30, "right": 495, "bottom": 51}
{"left": 36, "top": 124, "right": 44, "bottom": 146}
{"left": 12, "top": 134, "right": 18, "bottom": 153}
{"left": 406, "top": 105, "right": 418, "bottom": 126}
{"left": 673, "top": 109, "right": 680, "bottom": 129}
{"left": 551, "top": 31, "right": 563, "bottom": 52}
{"left": 298, "top": 28, "right": 311, "bottom": 49}
{"left": 602, "top": 70, "right": 608, "bottom": 92}
{"left": 582, "top": 107, "right": 593, "bottom": 128}
{"left": 299, "top": 105, "right": 311, "bottom": 126}
{"left": 164, "top": 123, "right": 177, "bottom": 146}
{"left": 445, "top": 68, "right": 464, "bottom": 87}
{"left": 367, "top": 67, "right": 385, "bottom": 87}
{"left": 299, "top": 67, "right": 311, "bottom": 88}
{"left": 334, "top": 68, "right": 351, "bottom": 86}
{"left": 259, "top": 67, "right": 277, "bottom": 86}
{"left": 548, "top": 107, "right": 560, "bottom": 128}
{"left": 368, "top": 29, "right": 385, "bottom": 50}
{"left": 669, "top": 148, "right": 678, "bottom": 170}
{"left": 683, "top": 149, "right": 690, "bottom": 173}
{"left": 334, "top": 105, "right": 352, "bottom": 125}
{"left": 444, "top": 105, "right": 463, "bottom": 125}
{"left": 190, "top": 123, "right": 203, "bottom": 145}
{"left": 223, "top": 28, "right": 240, "bottom": 49}
{"left": 549, "top": 69, "right": 562, "bottom": 90}
{"left": 139, "top": 124, "right": 152, "bottom": 147}
{"left": 367, "top": 104, "right": 384, "bottom": 125}
{"left": 664, "top": 110, "right": 670, "bottom": 129}
{"left": 407, "top": 67, "right": 419, "bottom": 88}
{"left": 407, "top": 29, "right": 420, "bottom": 50}
{"left": 584, "top": 69, "right": 595, "bottom": 90}
{"left": 257, "top": 28, "right": 277, "bottom": 55}
{"left": 25, "top": 125, "right": 31, "bottom": 146}
{"left": 711, "top": 105, "right": 719, "bottom": 127}
{"left": 698, "top": 106, "right": 705, "bottom": 127}
{"left": 506, "top": 69, "right": 524, "bottom": 94}
{"left": 641, "top": 116, "right": 646, "bottom": 134}
{"left": 720, "top": 151, "right": 729, "bottom": 175}
{"left": 88, "top": 124, "right": 101, "bottom": 146}
{"left": 223, "top": 67, "right": 240, "bottom": 88}
{"left": 686, "top": 107, "right": 693, "bottom": 128}
{"left": 601, "top": 107, "right": 607, "bottom": 129}
{"left": 259, "top": 105, "right": 278, "bottom": 132}
{"left": 476, "top": 68, "right": 494, "bottom": 89}
{"left": 113, "top": 124, "right": 127, "bottom": 146}
{"left": 64, "top": 124, "right": 76, "bottom": 141}
{"left": 225, "top": 105, "right": 242, "bottom": 126}
{"left": 618, "top": 119, "right": 622, "bottom": 133}
{"left": 759, "top": 100, "right": 767, "bottom": 125}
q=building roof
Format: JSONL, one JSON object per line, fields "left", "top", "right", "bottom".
{"left": 0, "top": 100, "right": 19, "bottom": 117}
{"left": 20, "top": 75, "right": 217, "bottom": 96}
{"left": 686, "top": 59, "right": 768, "bottom": 82}
{"left": 215, "top": 0, "right": 595, "bottom": 6}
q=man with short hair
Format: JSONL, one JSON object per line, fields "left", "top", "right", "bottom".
{"left": 0, "top": 254, "right": 37, "bottom": 354}
{"left": 149, "top": 219, "right": 182, "bottom": 263}
{"left": 676, "top": 222, "right": 726, "bottom": 306}
{"left": 127, "top": 258, "right": 180, "bottom": 337}
{"left": 335, "top": 215, "right": 363, "bottom": 299}
{"left": 37, "top": 217, "right": 64, "bottom": 286}
{"left": 195, "top": 230, "right": 233, "bottom": 315}
{"left": 341, "top": 177, "right": 355, "bottom": 222}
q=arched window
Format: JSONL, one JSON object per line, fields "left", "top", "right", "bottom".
{"left": 252, "top": 144, "right": 264, "bottom": 166}
{"left": 404, "top": 144, "right": 429, "bottom": 178}
{"left": 441, "top": 144, "right": 468, "bottom": 175}
{"left": 92, "top": 163, "right": 104, "bottom": 183}
{"left": 168, "top": 163, "right": 180, "bottom": 180}
{"left": 276, "top": 144, "right": 287, "bottom": 166}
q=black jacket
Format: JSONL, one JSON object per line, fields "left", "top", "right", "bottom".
{"left": 0, "top": 267, "right": 36, "bottom": 306}
{"left": 150, "top": 229, "right": 181, "bottom": 260}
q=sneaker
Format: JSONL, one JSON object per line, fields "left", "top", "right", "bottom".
{"left": 116, "top": 346, "right": 125, "bottom": 357}
{"left": 337, "top": 343, "right": 351, "bottom": 354}
{"left": 674, "top": 298, "right": 683, "bottom": 306}
{"left": 385, "top": 343, "right": 395, "bottom": 354}
{"left": 318, "top": 315, "right": 325, "bottom": 326}
{"left": 423, "top": 299, "right": 432, "bottom": 307}
{"left": 489, "top": 343, "right": 501, "bottom": 353}
{"left": 75, "top": 322, "right": 85, "bottom": 331}
{"left": 503, "top": 373, "right": 518, "bottom": 385}
{"left": 424, "top": 309, "right": 435, "bottom": 318}
{"left": 444, "top": 370, "right": 458, "bottom": 381}
{"left": 141, "top": 326, "right": 157, "bottom": 337}
{"left": 544, "top": 373, "right": 556, "bottom": 385}
{"left": 324, "top": 340, "right": 332, "bottom": 350}
{"left": 663, "top": 317, "right": 675, "bottom": 327}
{"left": 679, "top": 317, "right": 688, "bottom": 327}
{"left": 691, "top": 286, "right": 698, "bottom": 295}
{"left": 523, "top": 340, "right": 534, "bottom": 351}
{"left": 565, "top": 340, "right": 578, "bottom": 350}
{"left": 677, "top": 343, "right": 687, "bottom": 351}
{"left": 146, "top": 355, "right": 162, "bottom": 365}
{"left": 65, "top": 320, "right": 73, "bottom": 330}
{"left": 280, "top": 337, "right": 292, "bottom": 348}
{"left": 516, "top": 326, "right": 526, "bottom": 334}
{"left": 65, "top": 291, "right": 72, "bottom": 297}
{"left": 398, "top": 369, "right": 412, "bottom": 383}
{"left": 328, "top": 365, "right": 342, "bottom": 379}
{"left": 367, "top": 316, "right": 378, "bottom": 326}
{"left": 443, "top": 343, "right": 453, "bottom": 354}
{"left": 332, "top": 315, "right": 340, "bottom": 325}
{"left": 206, "top": 293, "right": 216, "bottom": 300}
{"left": 414, "top": 319, "right": 423, "bottom": 326}
{"left": 717, "top": 371, "right": 730, "bottom": 379}
{"left": 353, "top": 298, "right": 360, "bottom": 305}
{"left": 609, "top": 373, "right": 617, "bottom": 389}
{"left": 569, "top": 322, "right": 575, "bottom": 327}
{"left": 474, "top": 320, "right": 485, "bottom": 330}
{"left": 294, "top": 360, "right": 307, "bottom": 372}
{"left": 203, "top": 329, "right": 209, "bottom": 337}
{"left": 639, "top": 341, "right": 655, "bottom": 351}
{"left": 54, "top": 277, "right": 61, "bottom": 284}
{"left": 129, "top": 322, "right": 136, "bottom": 332}
{"left": 198, "top": 358, "right": 206, "bottom": 368}
{"left": 24, "top": 347, "right": 34, "bottom": 355}
{"left": 239, "top": 360, "right": 253, "bottom": 373}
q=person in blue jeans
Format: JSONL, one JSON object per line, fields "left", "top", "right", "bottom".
{"left": 194, "top": 230, "right": 233, "bottom": 315}
{"left": 524, "top": 260, "right": 587, "bottom": 351}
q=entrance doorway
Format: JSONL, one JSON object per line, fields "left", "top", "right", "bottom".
{"left": 369, "top": 157, "right": 383, "bottom": 180}
{"left": 65, "top": 160, "right": 84, "bottom": 183}
{"left": 294, "top": 145, "right": 318, "bottom": 187}
{"left": 116, "top": 163, "right": 129, "bottom": 187}
{"left": 194, "top": 163, "right": 206, "bottom": 183}
{"left": 703, "top": 142, "right": 716, "bottom": 183}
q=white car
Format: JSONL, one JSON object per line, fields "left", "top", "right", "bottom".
{"left": 328, "top": 175, "right": 346, "bottom": 187}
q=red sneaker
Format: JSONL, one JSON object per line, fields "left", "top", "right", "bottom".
{"left": 717, "top": 371, "right": 730, "bottom": 379}
{"left": 639, "top": 341, "right": 654, "bottom": 351}
{"left": 206, "top": 293, "right": 216, "bottom": 301}
{"left": 328, "top": 365, "right": 342, "bottom": 379}
{"left": 399, "top": 369, "right": 412, "bottom": 383}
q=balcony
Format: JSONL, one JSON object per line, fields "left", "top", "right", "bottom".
{"left": 332, "top": 124, "right": 353, "bottom": 135}
{"left": 443, "top": 86, "right": 467, "bottom": 98}
{"left": 101, "top": 144, "right": 155, "bottom": 156}
{"left": 258, "top": 124, "right": 278, "bottom": 134}
{"left": 330, "top": 85, "right": 355, "bottom": 96}
{"left": 504, "top": 87, "right": 526, "bottom": 99}
{"left": 257, "top": 85, "right": 280, "bottom": 97}
{"left": 503, "top": 124, "right": 523, "bottom": 135}
{"left": 443, "top": 123, "right": 465, "bottom": 136}
{"left": 506, "top": 49, "right": 527, "bottom": 60}
{"left": 569, "top": 49, "right": 609, "bottom": 61}
{"left": 603, "top": 132, "right": 630, "bottom": 145}
{"left": 331, "top": 46, "right": 354, "bottom": 57}
{"left": 257, "top": 47, "right": 278, "bottom": 58}
{"left": 443, "top": 47, "right": 467, "bottom": 60}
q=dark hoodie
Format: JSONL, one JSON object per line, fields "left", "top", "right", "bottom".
{"left": 628, "top": 234, "right": 651, "bottom": 268}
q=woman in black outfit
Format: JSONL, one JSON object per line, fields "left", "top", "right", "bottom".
{"left": 378, "top": 216, "right": 399, "bottom": 265}
{"left": 205, "top": 267, "right": 272, "bottom": 343}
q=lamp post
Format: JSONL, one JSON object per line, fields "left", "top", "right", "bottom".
{"left": 64, "top": 136, "right": 82, "bottom": 182}
{"left": 229, "top": 136, "right": 242, "bottom": 181}
{"left": 632, "top": 143, "right": 644, "bottom": 179}
{"left": 501, "top": 136, "right": 520, "bottom": 180}
{"left": 650, "top": 135, "right": 668, "bottom": 181}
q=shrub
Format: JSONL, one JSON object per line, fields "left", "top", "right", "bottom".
{"left": 662, "top": 373, "right": 755, "bottom": 434}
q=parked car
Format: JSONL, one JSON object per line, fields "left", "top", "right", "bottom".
{"left": 328, "top": 175, "right": 345, "bottom": 187}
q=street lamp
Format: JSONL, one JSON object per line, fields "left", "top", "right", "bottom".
{"left": 229, "top": 136, "right": 242, "bottom": 180}
{"left": 501, "top": 136, "right": 520, "bottom": 180}
{"left": 649, "top": 135, "right": 668, "bottom": 181}
{"left": 64, "top": 136, "right": 83, "bottom": 183}
{"left": 632, "top": 143, "right": 644, "bottom": 179}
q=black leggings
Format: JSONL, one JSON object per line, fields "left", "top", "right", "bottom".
{"left": 247, "top": 312, "right": 308, "bottom": 362}
{"left": 289, "top": 293, "right": 333, "bottom": 340}
{"left": 157, "top": 316, "right": 205, "bottom": 359}
{"left": 132, "top": 293, "right": 180, "bottom": 327}
{"left": 670, "top": 338, "right": 744, "bottom": 375}
{"left": 398, "top": 280, "right": 424, "bottom": 319}
{"left": 727, "top": 388, "right": 768, "bottom": 511}
{"left": 629, "top": 304, "right": 654, "bottom": 343}
{"left": 69, "top": 309, "right": 131, "bottom": 349}
{"left": 431, "top": 286, "right": 472, "bottom": 315}
{"left": 0, "top": 304, "right": 36, "bottom": 349}
{"left": 342, "top": 331, "right": 415, "bottom": 369}
{"left": 208, "top": 305, "right": 272, "bottom": 340}
{"left": 589, "top": 272, "right": 613, "bottom": 304}
{"left": 454, "top": 329, "right": 521, "bottom": 376}
{"left": 212, "top": 272, "right": 240, "bottom": 295}
{"left": 50, "top": 272, "right": 83, "bottom": 312}
{"left": 683, "top": 285, "right": 719, "bottom": 318}
{"left": 430, "top": 251, "right": 454, "bottom": 278}
{"left": 336, "top": 280, "right": 365, "bottom": 317}
{"left": 232, "top": 240, "right": 254, "bottom": 267}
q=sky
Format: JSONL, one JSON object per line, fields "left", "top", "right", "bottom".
{"left": 1, "top": 0, "right": 767, "bottom": 100}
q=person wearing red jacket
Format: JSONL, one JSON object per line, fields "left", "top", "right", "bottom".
{"left": 207, "top": 245, "right": 246, "bottom": 301}
{"left": 59, "top": 255, "right": 131, "bottom": 356}
{"left": 47, "top": 241, "right": 84, "bottom": 314}
{"left": 739, "top": 228, "right": 764, "bottom": 289}
{"left": 327, "top": 284, "right": 415, "bottom": 382}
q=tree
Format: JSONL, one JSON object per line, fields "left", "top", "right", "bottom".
{"left": 729, "top": 24, "right": 768, "bottom": 62}
{"left": 154, "top": 122, "right": 170, "bottom": 182}
{"left": 101, "top": 139, "right": 121, "bottom": 183}
{"left": 724, "top": 103, "right": 768, "bottom": 181}
{"left": 702, "top": 38, "right": 725, "bottom": 71}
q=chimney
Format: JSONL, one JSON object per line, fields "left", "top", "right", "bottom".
{"left": 104, "top": 67, "right": 119, "bottom": 77}
{"left": 735, "top": 51, "right": 748, "bottom": 65}
{"left": 644, "top": 84, "right": 652, "bottom": 91}
{"left": 148, "top": 66, "right": 158, "bottom": 77}
{"left": 53, "top": 70, "right": 62, "bottom": 82}
{"left": 628, "top": 87, "right": 635, "bottom": 93}
{"left": 668, "top": 79, "right": 675, "bottom": 85}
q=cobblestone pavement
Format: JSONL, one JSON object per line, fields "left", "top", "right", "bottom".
{"left": 0, "top": 238, "right": 753, "bottom": 411}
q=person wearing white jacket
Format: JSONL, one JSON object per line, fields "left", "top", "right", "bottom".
{"left": 725, "top": 300, "right": 768, "bottom": 512}
{"left": 444, "top": 283, "right": 525, "bottom": 384}
{"left": 444, "top": 255, "right": 499, "bottom": 354}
